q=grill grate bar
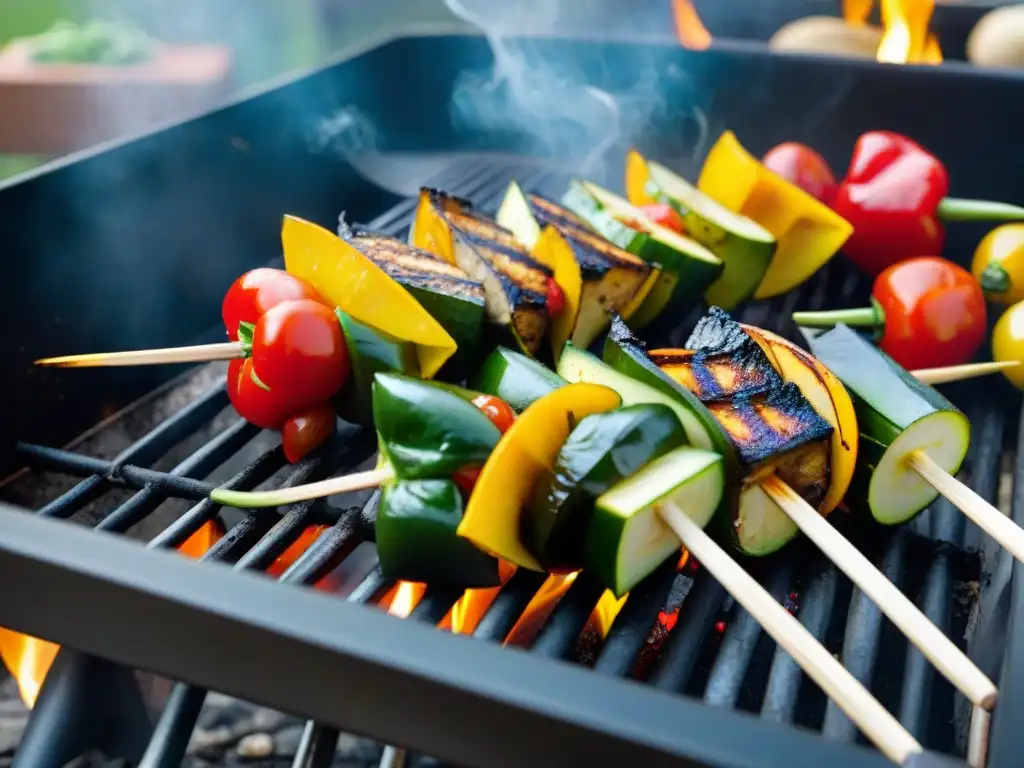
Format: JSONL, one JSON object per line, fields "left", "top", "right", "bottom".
{"left": 147, "top": 448, "right": 286, "bottom": 550}
{"left": 29, "top": 385, "right": 229, "bottom": 519}
{"left": 532, "top": 574, "right": 606, "bottom": 660}
{"left": 705, "top": 563, "right": 796, "bottom": 709}
{"left": 593, "top": 558, "right": 680, "bottom": 677}
{"left": 762, "top": 567, "right": 838, "bottom": 724}
{"left": 290, "top": 722, "right": 340, "bottom": 768}
{"left": 823, "top": 531, "right": 907, "bottom": 743}
{"left": 471, "top": 570, "right": 547, "bottom": 642}
{"left": 96, "top": 419, "right": 259, "bottom": 533}
{"left": 651, "top": 574, "right": 727, "bottom": 693}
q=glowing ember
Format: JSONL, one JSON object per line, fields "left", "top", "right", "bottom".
{"left": 671, "top": 0, "right": 711, "bottom": 50}
{"left": 0, "top": 520, "right": 224, "bottom": 708}
{"left": 382, "top": 581, "right": 427, "bottom": 619}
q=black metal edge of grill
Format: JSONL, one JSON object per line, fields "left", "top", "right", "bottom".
{"left": 0, "top": 28, "right": 1022, "bottom": 768}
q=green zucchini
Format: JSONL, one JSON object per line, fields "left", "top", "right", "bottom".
{"left": 372, "top": 373, "right": 501, "bottom": 481}
{"left": 807, "top": 324, "right": 970, "bottom": 525}
{"left": 586, "top": 446, "right": 724, "bottom": 597}
{"left": 334, "top": 309, "right": 419, "bottom": 426}
{"left": 523, "top": 404, "right": 688, "bottom": 570}
{"left": 349, "top": 232, "right": 485, "bottom": 374}
{"left": 560, "top": 180, "right": 723, "bottom": 328}
{"left": 376, "top": 479, "right": 501, "bottom": 588}
{"left": 645, "top": 161, "right": 776, "bottom": 310}
{"left": 471, "top": 346, "right": 567, "bottom": 412}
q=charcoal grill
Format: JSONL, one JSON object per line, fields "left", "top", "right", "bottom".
{"left": 2, "top": 29, "right": 1024, "bottom": 768}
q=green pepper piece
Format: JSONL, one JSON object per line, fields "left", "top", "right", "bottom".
{"left": 376, "top": 479, "right": 500, "bottom": 588}
{"left": 335, "top": 309, "right": 419, "bottom": 426}
{"left": 372, "top": 373, "right": 501, "bottom": 480}
{"left": 523, "top": 403, "right": 687, "bottom": 570}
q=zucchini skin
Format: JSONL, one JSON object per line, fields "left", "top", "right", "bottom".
{"left": 523, "top": 404, "right": 687, "bottom": 570}
{"left": 471, "top": 346, "right": 567, "bottom": 413}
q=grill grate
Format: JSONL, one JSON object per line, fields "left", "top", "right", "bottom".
{"left": 2, "top": 157, "right": 1010, "bottom": 768}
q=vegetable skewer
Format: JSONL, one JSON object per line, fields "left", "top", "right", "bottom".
{"left": 809, "top": 324, "right": 1024, "bottom": 573}
{"left": 657, "top": 503, "right": 921, "bottom": 766}
{"left": 594, "top": 311, "right": 998, "bottom": 711}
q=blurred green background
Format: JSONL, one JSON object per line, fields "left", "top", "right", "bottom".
{"left": 0, "top": 0, "right": 468, "bottom": 181}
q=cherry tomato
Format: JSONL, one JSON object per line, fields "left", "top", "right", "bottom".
{"left": 993, "top": 300, "right": 1024, "bottom": 390}
{"left": 762, "top": 142, "right": 837, "bottom": 206}
{"left": 281, "top": 403, "right": 337, "bottom": 463}
{"left": 222, "top": 268, "right": 328, "bottom": 341}
{"left": 471, "top": 394, "right": 516, "bottom": 433}
{"left": 638, "top": 203, "right": 685, "bottom": 234}
{"left": 874, "top": 256, "right": 987, "bottom": 371}
{"left": 452, "top": 466, "right": 482, "bottom": 498}
{"left": 230, "top": 357, "right": 293, "bottom": 429}
{"left": 250, "top": 299, "right": 349, "bottom": 407}
{"left": 546, "top": 277, "right": 565, "bottom": 317}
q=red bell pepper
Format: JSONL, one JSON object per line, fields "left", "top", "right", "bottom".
{"left": 222, "top": 269, "right": 351, "bottom": 462}
{"left": 832, "top": 131, "right": 1024, "bottom": 277}
{"left": 791, "top": 256, "right": 987, "bottom": 371}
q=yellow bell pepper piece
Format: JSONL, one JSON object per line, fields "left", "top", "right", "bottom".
{"left": 282, "top": 215, "right": 456, "bottom": 379}
{"left": 697, "top": 131, "right": 853, "bottom": 300}
{"left": 533, "top": 225, "right": 582, "bottom": 362}
{"left": 741, "top": 325, "right": 858, "bottom": 516}
{"left": 410, "top": 188, "right": 466, "bottom": 267}
{"left": 457, "top": 383, "right": 622, "bottom": 570}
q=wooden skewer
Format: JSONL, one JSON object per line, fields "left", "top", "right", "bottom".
{"left": 909, "top": 450, "right": 1024, "bottom": 566}
{"left": 210, "top": 467, "right": 392, "bottom": 509}
{"left": 35, "top": 342, "right": 245, "bottom": 368}
{"left": 658, "top": 501, "right": 922, "bottom": 766}
{"left": 912, "top": 360, "right": 1020, "bottom": 385}
{"left": 760, "top": 476, "right": 998, "bottom": 709}
{"left": 968, "top": 705, "right": 990, "bottom": 768}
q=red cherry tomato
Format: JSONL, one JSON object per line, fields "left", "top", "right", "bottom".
{"left": 250, "top": 299, "right": 349, "bottom": 408}
{"left": 281, "top": 403, "right": 337, "bottom": 463}
{"left": 471, "top": 394, "right": 516, "bottom": 434}
{"left": 546, "top": 277, "right": 565, "bottom": 317}
{"left": 762, "top": 142, "right": 838, "bottom": 206}
{"left": 874, "top": 256, "right": 987, "bottom": 371}
{"left": 452, "top": 466, "right": 482, "bottom": 498}
{"left": 231, "top": 357, "right": 293, "bottom": 429}
{"left": 222, "top": 268, "right": 328, "bottom": 341}
{"left": 638, "top": 203, "right": 685, "bottom": 234}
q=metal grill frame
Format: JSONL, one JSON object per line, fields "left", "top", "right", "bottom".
{"left": 2, "top": 29, "right": 1024, "bottom": 768}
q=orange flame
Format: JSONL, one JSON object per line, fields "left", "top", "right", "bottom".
{"left": 843, "top": 0, "right": 943, "bottom": 64}
{"left": 672, "top": 0, "right": 711, "bottom": 50}
{"left": 445, "top": 560, "right": 517, "bottom": 635}
{"left": 0, "top": 519, "right": 225, "bottom": 708}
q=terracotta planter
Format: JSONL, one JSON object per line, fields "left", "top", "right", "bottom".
{"left": 0, "top": 40, "right": 233, "bottom": 155}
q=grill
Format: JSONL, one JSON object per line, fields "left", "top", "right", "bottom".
{"left": 1, "top": 30, "right": 1024, "bottom": 768}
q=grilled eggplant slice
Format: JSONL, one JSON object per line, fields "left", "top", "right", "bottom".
{"left": 448, "top": 214, "right": 552, "bottom": 356}
{"left": 498, "top": 184, "right": 652, "bottom": 349}
{"left": 651, "top": 306, "right": 783, "bottom": 401}
{"left": 409, "top": 188, "right": 553, "bottom": 356}
{"left": 347, "top": 231, "right": 485, "bottom": 372}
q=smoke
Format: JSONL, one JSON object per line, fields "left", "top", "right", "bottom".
{"left": 444, "top": 0, "right": 710, "bottom": 184}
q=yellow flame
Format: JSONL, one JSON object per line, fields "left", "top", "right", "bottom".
{"left": 843, "top": 0, "right": 874, "bottom": 25}
{"left": 672, "top": 0, "right": 712, "bottom": 50}
{"left": 385, "top": 581, "right": 427, "bottom": 619}
{"left": 877, "top": 0, "right": 942, "bottom": 64}
{"left": 588, "top": 591, "right": 629, "bottom": 637}
{"left": 0, "top": 520, "right": 224, "bottom": 708}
